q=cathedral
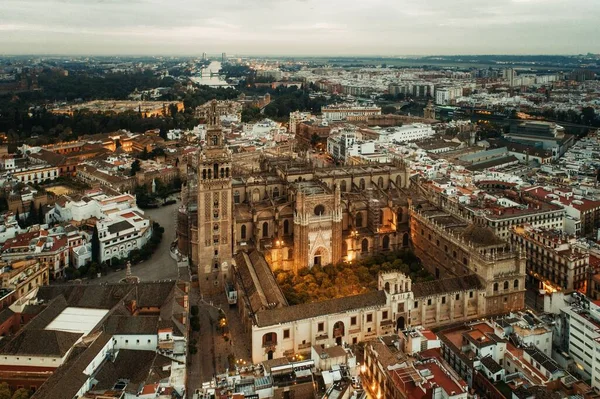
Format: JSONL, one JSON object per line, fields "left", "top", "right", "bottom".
{"left": 177, "top": 101, "right": 412, "bottom": 294}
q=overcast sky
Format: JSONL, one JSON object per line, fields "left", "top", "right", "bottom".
{"left": 1, "top": 0, "right": 598, "bottom": 56}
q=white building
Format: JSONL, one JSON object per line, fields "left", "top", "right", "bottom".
{"left": 97, "top": 208, "right": 153, "bottom": 263}
{"left": 322, "top": 104, "right": 381, "bottom": 122}
{"left": 327, "top": 129, "right": 358, "bottom": 162}
{"left": 560, "top": 294, "right": 600, "bottom": 387}
{"left": 46, "top": 191, "right": 138, "bottom": 224}
{"left": 435, "top": 87, "right": 463, "bottom": 105}
{"left": 378, "top": 123, "right": 436, "bottom": 143}
{"left": 10, "top": 164, "right": 60, "bottom": 185}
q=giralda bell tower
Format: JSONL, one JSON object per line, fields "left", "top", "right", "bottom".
{"left": 197, "top": 100, "right": 233, "bottom": 295}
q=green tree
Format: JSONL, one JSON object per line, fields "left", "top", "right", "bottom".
{"left": 159, "top": 126, "right": 168, "bottom": 140}
{"left": 11, "top": 388, "right": 30, "bottom": 399}
{"left": 37, "top": 203, "right": 45, "bottom": 225}
{"left": 91, "top": 225, "right": 101, "bottom": 264}
{"left": 0, "top": 382, "right": 11, "bottom": 399}
{"left": 25, "top": 201, "right": 37, "bottom": 227}
{"left": 381, "top": 105, "right": 397, "bottom": 115}
{"left": 130, "top": 159, "right": 141, "bottom": 176}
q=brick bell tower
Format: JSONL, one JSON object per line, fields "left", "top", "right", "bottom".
{"left": 197, "top": 100, "right": 233, "bottom": 295}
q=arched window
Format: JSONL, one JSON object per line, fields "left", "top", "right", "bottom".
{"left": 504, "top": 281, "right": 509, "bottom": 290}
{"left": 361, "top": 238, "right": 368, "bottom": 253}
{"left": 355, "top": 212, "right": 363, "bottom": 228}
{"left": 397, "top": 208, "right": 403, "bottom": 224}
{"left": 403, "top": 233, "right": 409, "bottom": 247}
{"left": 378, "top": 176, "right": 384, "bottom": 188}
{"left": 359, "top": 178, "right": 365, "bottom": 190}
{"left": 340, "top": 180, "right": 347, "bottom": 192}
{"left": 226, "top": 167, "right": 230, "bottom": 177}
{"left": 273, "top": 187, "right": 280, "bottom": 198}
{"left": 234, "top": 191, "right": 240, "bottom": 204}
{"left": 220, "top": 168, "right": 224, "bottom": 178}
{"left": 379, "top": 209, "right": 384, "bottom": 225}
{"left": 213, "top": 163, "right": 219, "bottom": 178}
{"left": 241, "top": 225, "right": 247, "bottom": 240}
{"left": 314, "top": 205, "right": 325, "bottom": 216}
{"left": 202, "top": 170, "right": 207, "bottom": 179}
{"left": 262, "top": 222, "right": 269, "bottom": 238}
{"left": 514, "top": 279, "right": 519, "bottom": 289}
{"left": 382, "top": 235, "right": 390, "bottom": 250}
{"left": 396, "top": 175, "right": 402, "bottom": 188}
{"left": 494, "top": 283, "right": 499, "bottom": 291}
{"left": 283, "top": 219, "right": 289, "bottom": 235}
{"left": 208, "top": 169, "right": 212, "bottom": 179}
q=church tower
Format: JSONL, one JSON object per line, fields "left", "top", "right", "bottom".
{"left": 197, "top": 100, "right": 233, "bottom": 295}
{"left": 423, "top": 100, "right": 435, "bottom": 120}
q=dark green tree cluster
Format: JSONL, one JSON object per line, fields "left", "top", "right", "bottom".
{"left": 241, "top": 106, "right": 262, "bottom": 122}
{"left": 17, "top": 202, "right": 44, "bottom": 228}
{"left": 0, "top": 382, "right": 30, "bottom": 399}
{"left": 262, "top": 88, "right": 338, "bottom": 119}
{"left": 134, "top": 179, "right": 180, "bottom": 209}
{"left": 37, "top": 69, "right": 172, "bottom": 101}
{"left": 219, "top": 64, "right": 252, "bottom": 79}
{"left": 275, "top": 249, "right": 432, "bottom": 305}
{"left": 182, "top": 86, "right": 240, "bottom": 110}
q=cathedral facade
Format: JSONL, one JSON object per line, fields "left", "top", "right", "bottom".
{"left": 180, "top": 102, "right": 412, "bottom": 294}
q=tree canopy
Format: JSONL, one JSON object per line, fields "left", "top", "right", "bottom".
{"left": 275, "top": 249, "right": 432, "bottom": 305}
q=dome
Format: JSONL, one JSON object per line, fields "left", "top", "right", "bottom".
{"left": 461, "top": 224, "right": 504, "bottom": 247}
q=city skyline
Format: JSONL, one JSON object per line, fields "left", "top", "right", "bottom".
{"left": 1, "top": 0, "right": 599, "bottom": 56}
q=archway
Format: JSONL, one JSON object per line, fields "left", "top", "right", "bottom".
{"left": 378, "top": 176, "right": 384, "bottom": 188}
{"left": 267, "top": 350, "right": 274, "bottom": 360}
{"left": 283, "top": 219, "right": 289, "bottom": 235}
{"left": 241, "top": 225, "right": 247, "bottom": 240}
{"left": 333, "top": 321, "right": 345, "bottom": 346}
{"left": 396, "top": 316, "right": 405, "bottom": 331}
{"left": 359, "top": 178, "right": 365, "bottom": 190}
{"left": 262, "top": 222, "right": 269, "bottom": 238}
{"left": 382, "top": 235, "right": 390, "bottom": 250}
{"left": 361, "top": 239, "right": 368, "bottom": 253}
{"left": 384, "top": 282, "right": 390, "bottom": 293}
{"left": 312, "top": 247, "right": 329, "bottom": 267}
{"left": 396, "top": 175, "right": 402, "bottom": 188}
{"left": 355, "top": 212, "right": 363, "bottom": 228}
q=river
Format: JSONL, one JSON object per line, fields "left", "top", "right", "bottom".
{"left": 191, "top": 61, "right": 232, "bottom": 87}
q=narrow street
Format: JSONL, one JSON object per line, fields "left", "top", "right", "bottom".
{"left": 187, "top": 291, "right": 252, "bottom": 394}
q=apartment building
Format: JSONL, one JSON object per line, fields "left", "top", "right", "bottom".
{"left": 511, "top": 224, "right": 590, "bottom": 292}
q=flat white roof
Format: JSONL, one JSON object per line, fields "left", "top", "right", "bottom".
{"left": 45, "top": 307, "right": 109, "bottom": 335}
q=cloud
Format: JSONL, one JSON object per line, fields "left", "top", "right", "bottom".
{"left": 0, "top": 0, "right": 598, "bottom": 55}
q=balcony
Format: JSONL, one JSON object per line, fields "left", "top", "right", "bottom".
{"left": 262, "top": 340, "right": 277, "bottom": 348}
{"left": 298, "top": 342, "right": 312, "bottom": 350}
{"left": 315, "top": 334, "right": 328, "bottom": 341}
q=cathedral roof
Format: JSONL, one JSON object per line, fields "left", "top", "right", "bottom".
{"left": 255, "top": 291, "right": 386, "bottom": 327}
{"left": 412, "top": 274, "right": 484, "bottom": 298}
